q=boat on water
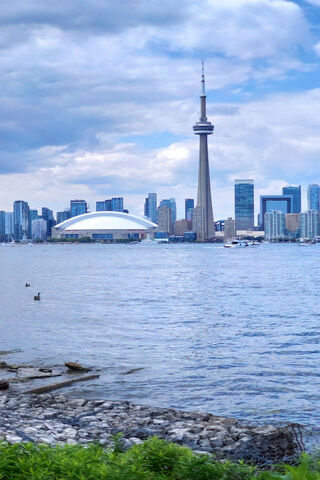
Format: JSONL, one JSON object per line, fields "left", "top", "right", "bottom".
{"left": 153, "top": 238, "right": 169, "bottom": 244}
{"left": 224, "top": 240, "right": 259, "bottom": 248}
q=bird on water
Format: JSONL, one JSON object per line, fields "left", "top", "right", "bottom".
{"left": 25, "top": 283, "right": 30, "bottom": 287}
{"left": 34, "top": 293, "right": 40, "bottom": 301}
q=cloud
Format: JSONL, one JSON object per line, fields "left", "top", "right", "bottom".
{"left": 0, "top": 0, "right": 317, "bottom": 220}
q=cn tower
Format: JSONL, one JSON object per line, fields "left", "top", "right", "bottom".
{"left": 193, "top": 63, "right": 215, "bottom": 241}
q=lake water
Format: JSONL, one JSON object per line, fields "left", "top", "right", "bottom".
{"left": 1, "top": 242, "right": 320, "bottom": 439}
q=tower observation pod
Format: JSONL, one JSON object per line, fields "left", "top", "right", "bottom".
{"left": 192, "top": 63, "right": 215, "bottom": 241}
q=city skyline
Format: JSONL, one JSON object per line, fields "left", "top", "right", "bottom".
{"left": 1, "top": 1, "right": 320, "bottom": 218}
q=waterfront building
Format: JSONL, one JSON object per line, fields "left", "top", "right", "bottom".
{"left": 264, "top": 210, "right": 285, "bottom": 241}
{"left": 174, "top": 219, "right": 191, "bottom": 236}
{"left": 28, "top": 209, "right": 38, "bottom": 239}
{"left": 52, "top": 211, "right": 157, "bottom": 241}
{"left": 5, "top": 212, "right": 13, "bottom": 239}
{"left": 13, "top": 200, "right": 29, "bottom": 240}
{"left": 282, "top": 186, "right": 301, "bottom": 213}
{"left": 307, "top": 184, "right": 320, "bottom": 211}
{"left": 70, "top": 199, "right": 88, "bottom": 218}
{"left": 159, "top": 199, "right": 176, "bottom": 225}
{"left": 259, "top": 195, "right": 292, "bottom": 230}
{"left": 234, "top": 179, "right": 254, "bottom": 231}
{"left": 42, "top": 207, "right": 55, "bottom": 237}
{"left": 96, "top": 197, "right": 124, "bottom": 212}
{"left": 157, "top": 205, "right": 172, "bottom": 236}
{"left": 185, "top": 198, "right": 194, "bottom": 221}
{"left": 299, "top": 210, "right": 320, "bottom": 240}
{"left": 32, "top": 219, "right": 47, "bottom": 241}
{"left": 285, "top": 213, "right": 300, "bottom": 240}
{"left": 193, "top": 63, "right": 215, "bottom": 241}
{"left": 224, "top": 217, "right": 236, "bottom": 241}
{"left": 144, "top": 193, "right": 157, "bottom": 223}
{"left": 57, "top": 210, "right": 71, "bottom": 225}
{"left": 0, "top": 211, "right": 5, "bottom": 241}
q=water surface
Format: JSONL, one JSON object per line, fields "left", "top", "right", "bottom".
{"left": 1, "top": 242, "right": 320, "bottom": 435}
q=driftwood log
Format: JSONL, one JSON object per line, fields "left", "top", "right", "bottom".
{"left": 22, "top": 374, "right": 100, "bottom": 394}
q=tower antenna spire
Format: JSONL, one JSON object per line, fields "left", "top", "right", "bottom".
{"left": 201, "top": 60, "right": 206, "bottom": 96}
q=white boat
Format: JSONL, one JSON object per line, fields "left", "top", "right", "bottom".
{"left": 224, "top": 240, "right": 257, "bottom": 248}
{"left": 154, "top": 238, "right": 169, "bottom": 244}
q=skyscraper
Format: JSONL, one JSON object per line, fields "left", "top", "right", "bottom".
{"left": 157, "top": 205, "right": 172, "bottom": 236}
{"left": 57, "top": 210, "right": 71, "bottom": 224}
{"left": 259, "top": 195, "right": 292, "bottom": 230}
{"left": 144, "top": 193, "right": 157, "bottom": 223}
{"left": 234, "top": 179, "right": 254, "bottom": 230}
{"left": 13, "top": 200, "right": 29, "bottom": 240}
{"left": 307, "top": 184, "right": 320, "bottom": 211}
{"left": 299, "top": 210, "right": 320, "bottom": 239}
{"left": 0, "top": 211, "right": 5, "bottom": 241}
{"left": 193, "top": 63, "right": 215, "bottom": 241}
{"left": 159, "top": 199, "right": 176, "bottom": 225}
{"left": 28, "top": 209, "right": 38, "bottom": 239}
{"left": 70, "top": 200, "right": 87, "bottom": 217}
{"left": 282, "top": 186, "right": 301, "bottom": 213}
{"left": 5, "top": 212, "right": 13, "bottom": 239}
{"left": 264, "top": 211, "right": 285, "bottom": 241}
{"left": 42, "top": 207, "right": 55, "bottom": 237}
{"left": 185, "top": 198, "right": 194, "bottom": 221}
{"left": 96, "top": 198, "right": 123, "bottom": 212}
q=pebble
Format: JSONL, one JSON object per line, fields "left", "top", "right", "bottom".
{"left": 0, "top": 392, "right": 304, "bottom": 464}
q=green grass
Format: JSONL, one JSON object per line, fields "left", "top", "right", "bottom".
{"left": 0, "top": 437, "right": 318, "bottom": 480}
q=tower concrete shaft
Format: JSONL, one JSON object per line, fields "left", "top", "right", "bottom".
{"left": 193, "top": 64, "right": 215, "bottom": 241}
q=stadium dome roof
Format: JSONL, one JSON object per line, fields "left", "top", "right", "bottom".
{"left": 55, "top": 211, "right": 157, "bottom": 231}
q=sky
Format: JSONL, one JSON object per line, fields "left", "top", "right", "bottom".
{"left": 1, "top": 0, "right": 320, "bottom": 220}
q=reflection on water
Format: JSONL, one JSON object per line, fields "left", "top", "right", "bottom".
{"left": 1, "top": 242, "right": 320, "bottom": 431}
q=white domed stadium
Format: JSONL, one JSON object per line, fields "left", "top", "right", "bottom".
{"left": 52, "top": 211, "right": 158, "bottom": 241}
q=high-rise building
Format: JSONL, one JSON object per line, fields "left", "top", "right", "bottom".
{"left": 299, "top": 210, "right": 320, "bottom": 239}
{"left": 193, "top": 63, "right": 215, "bottom": 241}
{"left": 260, "top": 195, "right": 292, "bottom": 230}
{"left": 282, "top": 186, "right": 301, "bottom": 214}
{"left": 5, "top": 212, "right": 13, "bottom": 239}
{"left": 185, "top": 198, "right": 194, "bottom": 221}
{"left": 264, "top": 210, "right": 285, "bottom": 241}
{"left": 13, "top": 200, "right": 29, "bottom": 240}
{"left": 42, "top": 207, "right": 55, "bottom": 237}
{"left": 32, "top": 219, "right": 47, "bottom": 241}
{"left": 159, "top": 199, "right": 176, "bottom": 226}
{"left": 70, "top": 200, "right": 87, "bottom": 218}
{"left": 0, "top": 211, "right": 5, "bottom": 241}
{"left": 285, "top": 213, "right": 300, "bottom": 240}
{"left": 157, "top": 205, "right": 172, "bottom": 236}
{"left": 28, "top": 209, "right": 38, "bottom": 239}
{"left": 224, "top": 217, "right": 236, "bottom": 241}
{"left": 307, "top": 184, "right": 320, "bottom": 211}
{"left": 57, "top": 210, "right": 71, "bottom": 225}
{"left": 96, "top": 198, "right": 123, "bottom": 212}
{"left": 174, "top": 219, "right": 191, "bottom": 236}
{"left": 144, "top": 193, "right": 157, "bottom": 223}
{"left": 234, "top": 179, "right": 254, "bottom": 231}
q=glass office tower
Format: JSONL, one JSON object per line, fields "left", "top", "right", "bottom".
{"left": 307, "top": 184, "right": 320, "bottom": 211}
{"left": 234, "top": 179, "right": 254, "bottom": 230}
{"left": 282, "top": 186, "right": 301, "bottom": 213}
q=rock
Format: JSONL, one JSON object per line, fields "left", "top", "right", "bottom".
{"left": 5, "top": 434, "right": 22, "bottom": 443}
{"left": 0, "top": 379, "right": 9, "bottom": 390}
{"left": 64, "top": 362, "right": 90, "bottom": 372}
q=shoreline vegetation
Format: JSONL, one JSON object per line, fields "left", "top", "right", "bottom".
{"left": 0, "top": 438, "right": 319, "bottom": 480}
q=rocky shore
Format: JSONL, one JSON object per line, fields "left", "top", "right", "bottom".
{"left": 0, "top": 393, "right": 304, "bottom": 465}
